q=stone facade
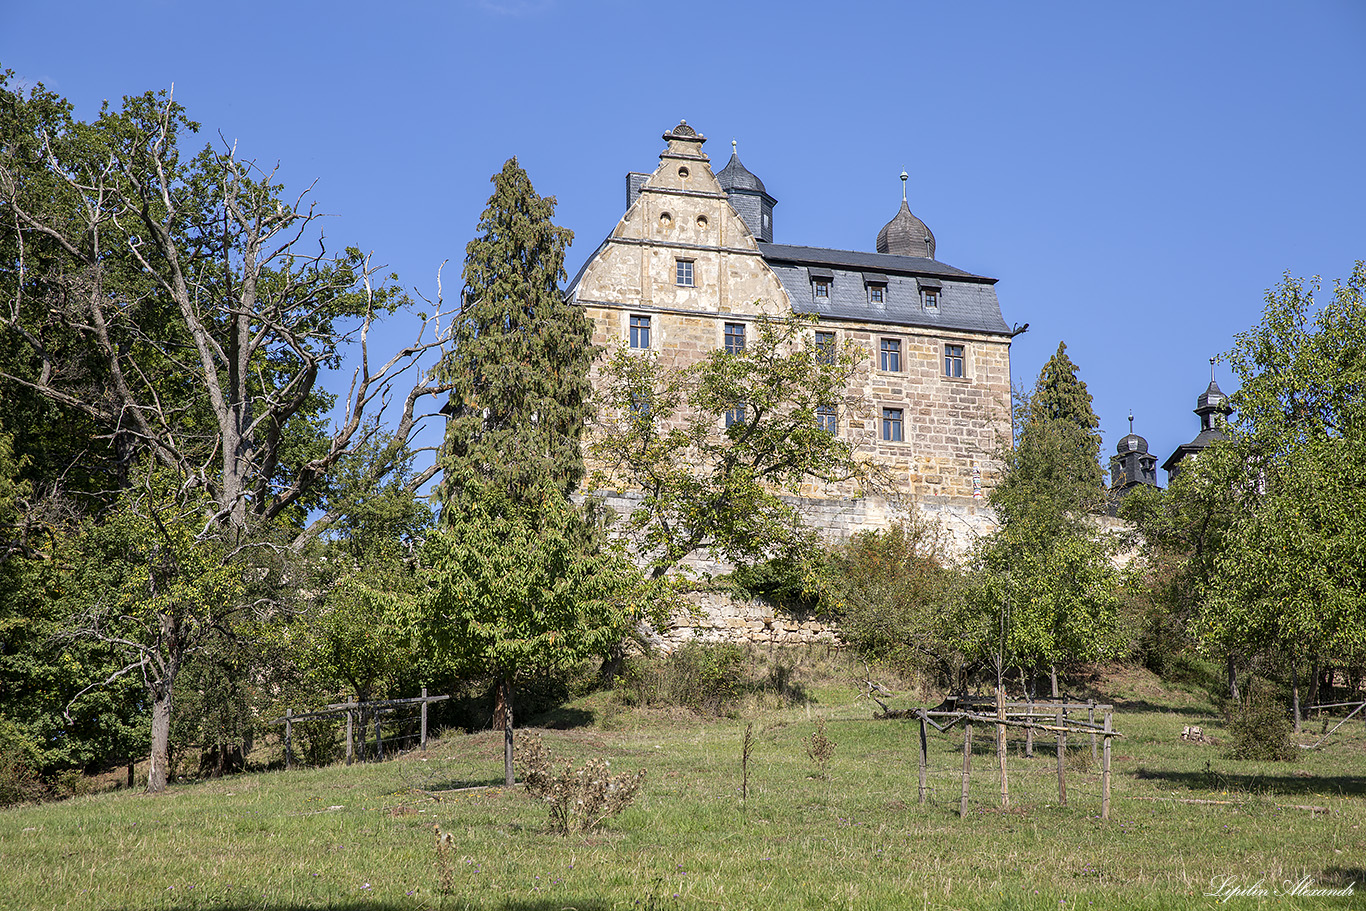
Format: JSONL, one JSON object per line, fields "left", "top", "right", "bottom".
{"left": 570, "top": 122, "right": 1015, "bottom": 564}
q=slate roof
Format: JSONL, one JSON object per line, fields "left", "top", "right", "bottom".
{"left": 759, "top": 243, "right": 1010, "bottom": 336}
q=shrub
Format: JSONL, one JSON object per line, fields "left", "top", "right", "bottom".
{"left": 0, "top": 741, "right": 45, "bottom": 808}
{"left": 804, "top": 718, "right": 836, "bottom": 779}
{"left": 516, "top": 734, "right": 646, "bottom": 833}
{"left": 1226, "top": 678, "right": 1296, "bottom": 762}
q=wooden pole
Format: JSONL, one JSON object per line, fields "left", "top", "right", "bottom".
{"left": 1023, "top": 667, "right": 1034, "bottom": 758}
{"left": 1089, "top": 700, "right": 1098, "bottom": 761}
{"left": 959, "top": 720, "right": 973, "bottom": 819}
{"left": 1102, "top": 710, "right": 1112, "bottom": 820}
{"left": 374, "top": 711, "right": 384, "bottom": 761}
{"left": 996, "top": 686, "right": 1009, "bottom": 808}
{"left": 421, "top": 686, "right": 429, "bottom": 751}
{"left": 284, "top": 708, "right": 293, "bottom": 771}
{"left": 346, "top": 706, "right": 354, "bottom": 766}
{"left": 918, "top": 711, "right": 928, "bottom": 805}
{"left": 1055, "top": 705, "right": 1067, "bottom": 807}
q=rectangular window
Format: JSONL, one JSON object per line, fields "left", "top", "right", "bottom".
{"left": 817, "top": 404, "right": 838, "bottom": 435}
{"left": 923, "top": 289, "right": 939, "bottom": 309}
{"left": 629, "top": 314, "right": 651, "bottom": 349}
{"left": 882, "top": 407, "right": 904, "bottom": 442}
{"left": 725, "top": 403, "right": 747, "bottom": 428}
{"left": 868, "top": 284, "right": 884, "bottom": 304}
{"left": 676, "top": 259, "right": 694, "bottom": 287}
{"left": 879, "top": 337, "right": 902, "bottom": 372}
{"left": 944, "top": 344, "right": 965, "bottom": 378}
{"left": 814, "top": 330, "right": 836, "bottom": 365}
{"left": 724, "top": 322, "right": 746, "bottom": 354}
{"left": 813, "top": 280, "right": 830, "bottom": 299}
{"left": 629, "top": 393, "right": 651, "bottom": 416}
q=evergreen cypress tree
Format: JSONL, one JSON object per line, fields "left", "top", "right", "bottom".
{"left": 435, "top": 157, "right": 592, "bottom": 512}
{"left": 422, "top": 159, "right": 640, "bottom": 786}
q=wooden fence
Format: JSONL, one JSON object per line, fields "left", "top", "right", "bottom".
{"left": 898, "top": 694, "right": 1120, "bottom": 820}
{"left": 269, "top": 688, "right": 451, "bottom": 770}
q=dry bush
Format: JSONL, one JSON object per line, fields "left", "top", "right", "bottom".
{"left": 516, "top": 734, "right": 646, "bottom": 833}
{"left": 804, "top": 718, "right": 836, "bottom": 779}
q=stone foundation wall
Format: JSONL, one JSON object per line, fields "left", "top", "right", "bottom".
{"left": 643, "top": 591, "right": 839, "bottom": 654}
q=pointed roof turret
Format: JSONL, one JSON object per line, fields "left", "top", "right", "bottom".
{"left": 876, "top": 171, "right": 936, "bottom": 259}
{"left": 716, "top": 140, "right": 768, "bottom": 195}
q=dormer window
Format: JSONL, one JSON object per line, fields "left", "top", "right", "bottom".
{"left": 862, "top": 272, "right": 887, "bottom": 305}
{"left": 808, "top": 267, "right": 834, "bottom": 302}
{"left": 917, "top": 276, "right": 943, "bottom": 311}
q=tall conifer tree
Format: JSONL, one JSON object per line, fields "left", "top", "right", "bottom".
{"left": 422, "top": 160, "right": 639, "bottom": 785}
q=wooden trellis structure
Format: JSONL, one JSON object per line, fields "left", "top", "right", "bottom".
{"left": 896, "top": 693, "right": 1120, "bottom": 820}
{"left": 270, "top": 688, "right": 451, "bottom": 770}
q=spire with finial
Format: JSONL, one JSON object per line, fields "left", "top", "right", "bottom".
{"left": 715, "top": 135, "right": 775, "bottom": 242}
{"left": 1129, "top": 411, "right": 1135, "bottom": 434}
{"left": 877, "top": 171, "right": 936, "bottom": 259}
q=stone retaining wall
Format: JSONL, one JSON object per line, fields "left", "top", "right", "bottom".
{"left": 643, "top": 590, "right": 839, "bottom": 654}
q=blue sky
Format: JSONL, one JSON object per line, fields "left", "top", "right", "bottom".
{"left": 6, "top": 0, "right": 1364, "bottom": 480}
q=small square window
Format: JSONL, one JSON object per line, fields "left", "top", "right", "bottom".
{"left": 676, "top": 260, "right": 694, "bottom": 287}
{"left": 817, "top": 404, "right": 838, "bottom": 435}
{"left": 814, "top": 330, "right": 836, "bottom": 365}
{"left": 724, "top": 322, "right": 746, "bottom": 354}
{"left": 923, "top": 289, "right": 939, "bottom": 309}
{"left": 725, "top": 403, "right": 747, "bottom": 428}
{"left": 629, "top": 393, "right": 651, "bottom": 416}
{"left": 944, "top": 344, "right": 965, "bottom": 378}
{"left": 629, "top": 314, "right": 651, "bottom": 349}
{"left": 879, "top": 338, "right": 902, "bottom": 372}
{"left": 882, "top": 407, "right": 904, "bottom": 442}
{"left": 868, "top": 284, "right": 884, "bottom": 304}
{"left": 813, "top": 280, "right": 830, "bottom": 299}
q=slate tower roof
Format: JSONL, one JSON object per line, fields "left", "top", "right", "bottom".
{"left": 1161, "top": 360, "right": 1234, "bottom": 482}
{"left": 876, "top": 171, "right": 936, "bottom": 259}
{"left": 715, "top": 140, "right": 776, "bottom": 243}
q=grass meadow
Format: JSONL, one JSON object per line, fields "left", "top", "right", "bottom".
{"left": 2, "top": 656, "right": 1363, "bottom": 911}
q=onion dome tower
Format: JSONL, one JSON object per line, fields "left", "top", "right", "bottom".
{"left": 876, "top": 171, "right": 936, "bottom": 259}
{"left": 1161, "top": 359, "right": 1235, "bottom": 483}
{"left": 716, "top": 140, "right": 776, "bottom": 242}
{"left": 1110, "top": 412, "right": 1158, "bottom": 493}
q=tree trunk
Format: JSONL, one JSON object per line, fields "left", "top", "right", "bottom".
{"left": 146, "top": 688, "right": 173, "bottom": 793}
{"left": 499, "top": 675, "right": 515, "bottom": 787}
{"left": 1226, "top": 654, "right": 1239, "bottom": 702}
{"left": 1307, "top": 658, "right": 1320, "bottom": 714}
{"left": 1292, "top": 660, "right": 1302, "bottom": 734}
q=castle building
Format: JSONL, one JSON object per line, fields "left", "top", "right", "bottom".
{"left": 1162, "top": 361, "right": 1233, "bottom": 484}
{"left": 567, "top": 121, "right": 1015, "bottom": 551}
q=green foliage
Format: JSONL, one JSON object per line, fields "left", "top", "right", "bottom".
{"left": 821, "top": 519, "right": 968, "bottom": 683}
{"left": 591, "top": 313, "right": 866, "bottom": 579}
{"left": 422, "top": 160, "right": 646, "bottom": 783}
{"left": 967, "top": 343, "right": 1123, "bottom": 677}
{"left": 1226, "top": 678, "right": 1297, "bottom": 762}
{"left": 1131, "top": 265, "right": 1366, "bottom": 676}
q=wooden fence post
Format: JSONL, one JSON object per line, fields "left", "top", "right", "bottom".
{"left": 345, "top": 705, "right": 354, "bottom": 766}
{"left": 959, "top": 720, "right": 973, "bottom": 819}
{"left": 918, "top": 711, "right": 928, "bottom": 805}
{"left": 284, "top": 708, "right": 293, "bottom": 771}
{"left": 374, "top": 711, "right": 383, "bottom": 761}
{"left": 421, "top": 687, "right": 429, "bottom": 751}
{"left": 1102, "top": 709, "right": 1112, "bottom": 820}
{"left": 1089, "top": 700, "right": 1098, "bottom": 761}
{"left": 1055, "top": 705, "right": 1067, "bottom": 807}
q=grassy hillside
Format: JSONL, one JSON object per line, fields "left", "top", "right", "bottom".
{"left": 2, "top": 656, "right": 1363, "bottom": 910}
